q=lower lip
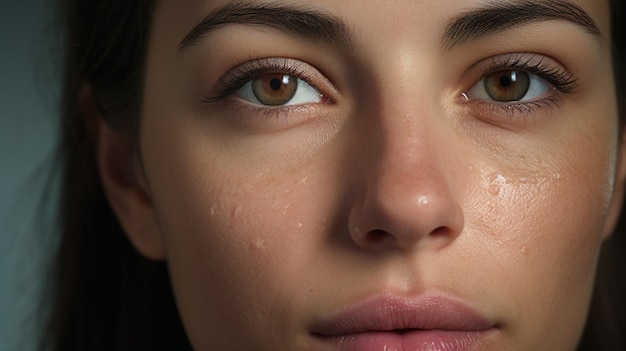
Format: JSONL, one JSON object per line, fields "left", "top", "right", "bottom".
{"left": 314, "top": 329, "right": 493, "bottom": 351}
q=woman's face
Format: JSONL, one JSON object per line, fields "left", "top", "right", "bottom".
{"left": 130, "top": 0, "right": 624, "bottom": 349}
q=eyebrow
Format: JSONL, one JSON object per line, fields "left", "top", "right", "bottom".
{"left": 442, "top": 0, "right": 602, "bottom": 51}
{"left": 178, "top": 0, "right": 355, "bottom": 52}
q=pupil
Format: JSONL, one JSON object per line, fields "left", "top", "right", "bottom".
{"left": 270, "top": 78, "right": 282, "bottom": 90}
{"left": 500, "top": 76, "right": 512, "bottom": 88}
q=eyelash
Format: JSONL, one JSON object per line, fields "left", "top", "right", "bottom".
{"left": 484, "top": 54, "right": 578, "bottom": 93}
{"left": 202, "top": 58, "right": 326, "bottom": 104}
{"left": 203, "top": 54, "right": 578, "bottom": 122}
{"left": 468, "top": 53, "right": 578, "bottom": 116}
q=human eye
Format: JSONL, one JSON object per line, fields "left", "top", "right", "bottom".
{"left": 203, "top": 58, "right": 332, "bottom": 107}
{"left": 461, "top": 54, "right": 579, "bottom": 116}
{"left": 236, "top": 74, "right": 321, "bottom": 106}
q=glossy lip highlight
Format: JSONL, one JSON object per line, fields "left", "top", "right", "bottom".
{"left": 310, "top": 294, "right": 498, "bottom": 351}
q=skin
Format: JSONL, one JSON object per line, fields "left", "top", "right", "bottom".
{"left": 97, "top": 0, "right": 626, "bottom": 349}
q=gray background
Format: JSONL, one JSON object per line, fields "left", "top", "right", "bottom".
{"left": 1, "top": 0, "right": 60, "bottom": 350}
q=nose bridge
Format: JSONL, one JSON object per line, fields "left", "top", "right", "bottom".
{"left": 371, "top": 94, "right": 454, "bottom": 220}
{"left": 348, "top": 72, "right": 464, "bottom": 251}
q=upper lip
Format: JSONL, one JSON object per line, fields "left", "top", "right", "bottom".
{"left": 311, "top": 293, "right": 495, "bottom": 336}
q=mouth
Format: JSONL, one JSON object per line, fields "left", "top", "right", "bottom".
{"left": 310, "top": 294, "right": 498, "bottom": 351}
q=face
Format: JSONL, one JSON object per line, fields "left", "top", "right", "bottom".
{"left": 123, "top": 0, "right": 624, "bottom": 349}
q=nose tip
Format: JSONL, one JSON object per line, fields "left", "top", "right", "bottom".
{"left": 349, "top": 176, "right": 465, "bottom": 252}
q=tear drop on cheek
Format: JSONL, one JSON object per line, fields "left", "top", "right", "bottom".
{"left": 488, "top": 184, "right": 501, "bottom": 196}
{"left": 487, "top": 174, "right": 506, "bottom": 196}
{"left": 232, "top": 205, "right": 243, "bottom": 218}
{"left": 250, "top": 238, "right": 267, "bottom": 252}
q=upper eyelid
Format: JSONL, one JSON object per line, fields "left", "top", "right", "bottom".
{"left": 465, "top": 53, "right": 579, "bottom": 94}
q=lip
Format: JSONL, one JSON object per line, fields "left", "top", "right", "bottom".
{"left": 310, "top": 294, "right": 497, "bottom": 351}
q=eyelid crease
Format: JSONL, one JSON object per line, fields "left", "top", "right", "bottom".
{"left": 202, "top": 57, "right": 332, "bottom": 103}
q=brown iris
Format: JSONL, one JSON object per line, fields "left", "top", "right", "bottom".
{"left": 252, "top": 74, "right": 298, "bottom": 106}
{"left": 484, "top": 70, "right": 530, "bottom": 102}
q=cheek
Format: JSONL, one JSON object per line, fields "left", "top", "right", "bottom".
{"left": 463, "top": 129, "right": 616, "bottom": 347}
{"left": 141, "top": 123, "right": 338, "bottom": 348}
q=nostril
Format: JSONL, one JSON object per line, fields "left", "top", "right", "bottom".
{"left": 430, "top": 226, "right": 449, "bottom": 237}
{"left": 365, "top": 229, "right": 388, "bottom": 242}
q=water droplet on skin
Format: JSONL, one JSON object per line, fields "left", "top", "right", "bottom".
{"left": 257, "top": 168, "right": 270, "bottom": 178}
{"left": 301, "top": 176, "right": 309, "bottom": 184}
{"left": 283, "top": 203, "right": 291, "bottom": 215}
{"left": 488, "top": 185, "right": 500, "bottom": 196}
{"left": 520, "top": 246, "right": 529, "bottom": 256}
{"left": 296, "top": 222, "right": 303, "bottom": 228}
{"left": 488, "top": 174, "right": 506, "bottom": 196}
{"left": 209, "top": 206, "right": 216, "bottom": 217}
{"left": 233, "top": 205, "right": 243, "bottom": 218}
{"left": 251, "top": 238, "right": 266, "bottom": 251}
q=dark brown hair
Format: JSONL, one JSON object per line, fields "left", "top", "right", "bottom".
{"left": 42, "top": 1, "right": 191, "bottom": 350}
{"left": 44, "top": 0, "right": 626, "bottom": 350}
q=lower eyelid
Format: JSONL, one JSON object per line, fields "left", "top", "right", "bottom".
{"left": 466, "top": 94, "right": 564, "bottom": 122}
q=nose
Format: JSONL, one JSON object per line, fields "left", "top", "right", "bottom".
{"left": 348, "top": 103, "right": 464, "bottom": 253}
